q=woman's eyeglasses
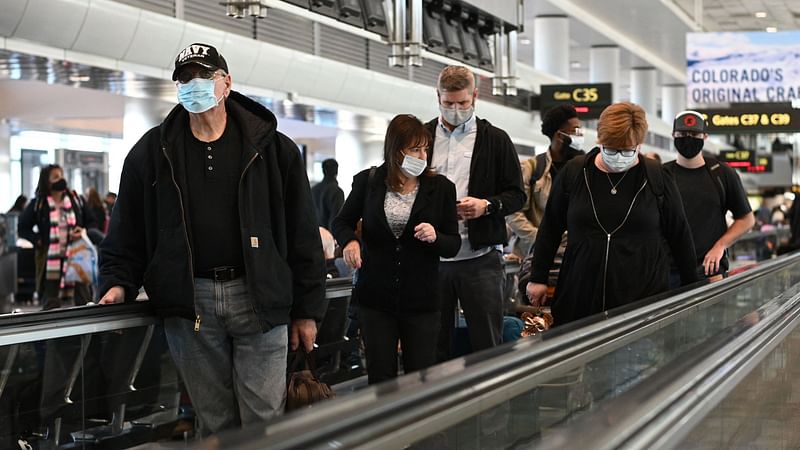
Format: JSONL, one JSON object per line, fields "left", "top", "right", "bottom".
{"left": 600, "top": 145, "right": 637, "bottom": 157}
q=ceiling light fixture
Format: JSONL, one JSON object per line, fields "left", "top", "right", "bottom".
{"left": 570, "top": 61, "right": 581, "bottom": 69}
{"left": 519, "top": 37, "right": 531, "bottom": 45}
{"left": 766, "top": 26, "right": 778, "bottom": 32}
{"left": 220, "top": 0, "right": 267, "bottom": 18}
{"left": 755, "top": 11, "right": 767, "bottom": 18}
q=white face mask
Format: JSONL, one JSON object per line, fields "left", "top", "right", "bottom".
{"left": 601, "top": 147, "right": 638, "bottom": 172}
{"left": 559, "top": 131, "right": 585, "bottom": 151}
{"left": 400, "top": 154, "right": 427, "bottom": 178}
{"left": 439, "top": 105, "right": 474, "bottom": 127}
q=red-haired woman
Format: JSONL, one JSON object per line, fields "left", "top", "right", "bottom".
{"left": 528, "top": 102, "right": 699, "bottom": 325}
{"left": 333, "top": 114, "right": 460, "bottom": 384}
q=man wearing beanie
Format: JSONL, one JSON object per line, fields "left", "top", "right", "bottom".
{"left": 664, "top": 111, "right": 754, "bottom": 282}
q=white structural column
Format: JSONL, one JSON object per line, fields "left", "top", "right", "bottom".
{"left": 335, "top": 130, "right": 384, "bottom": 197}
{"left": 120, "top": 97, "right": 168, "bottom": 194}
{"left": 534, "top": 15, "right": 569, "bottom": 80}
{"left": 661, "top": 84, "right": 686, "bottom": 123}
{"left": 590, "top": 45, "right": 620, "bottom": 101}
{"left": 0, "top": 120, "right": 11, "bottom": 209}
{"left": 630, "top": 67, "right": 658, "bottom": 118}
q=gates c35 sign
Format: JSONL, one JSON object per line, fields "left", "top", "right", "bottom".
{"left": 696, "top": 104, "right": 800, "bottom": 133}
{"left": 540, "top": 83, "right": 612, "bottom": 119}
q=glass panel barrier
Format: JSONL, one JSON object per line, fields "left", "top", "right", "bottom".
{"left": 0, "top": 323, "right": 187, "bottom": 450}
{"left": 677, "top": 302, "right": 800, "bottom": 449}
{"left": 215, "top": 254, "right": 800, "bottom": 450}
{"left": 406, "top": 256, "right": 800, "bottom": 449}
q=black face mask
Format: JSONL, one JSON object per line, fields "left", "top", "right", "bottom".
{"left": 675, "top": 136, "right": 704, "bottom": 159}
{"left": 51, "top": 179, "right": 68, "bottom": 192}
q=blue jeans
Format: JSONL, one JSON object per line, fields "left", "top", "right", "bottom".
{"left": 163, "top": 277, "right": 287, "bottom": 435}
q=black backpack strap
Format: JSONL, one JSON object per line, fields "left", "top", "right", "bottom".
{"left": 530, "top": 152, "right": 548, "bottom": 189}
{"left": 642, "top": 156, "right": 666, "bottom": 225}
{"left": 703, "top": 156, "right": 727, "bottom": 214}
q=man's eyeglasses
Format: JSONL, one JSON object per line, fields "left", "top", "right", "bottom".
{"left": 559, "top": 127, "right": 584, "bottom": 137}
{"left": 176, "top": 69, "right": 222, "bottom": 85}
{"left": 673, "top": 131, "right": 705, "bottom": 139}
{"left": 601, "top": 145, "right": 637, "bottom": 157}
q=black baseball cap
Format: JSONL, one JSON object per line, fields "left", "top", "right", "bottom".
{"left": 172, "top": 43, "right": 229, "bottom": 81}
{"left": 673, "top": 110, "right": 707, "bottom": 133}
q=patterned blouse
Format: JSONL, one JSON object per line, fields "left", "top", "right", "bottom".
{"left": 384, "top": 185, "right": 419, "bottom": 239}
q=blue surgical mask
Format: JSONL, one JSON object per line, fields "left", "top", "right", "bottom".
{"left": 601, "top": 149, "right": 638, "bottom": 172}
{"left": 440, "top": 105, "right": 474, "bottom": 127}
{"left": 177, "top": 78, "right": 223, "bottom": 113}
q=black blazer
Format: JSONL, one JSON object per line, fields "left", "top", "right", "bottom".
{"left": 332, "top": 164, "right": 460, "bottom": 314}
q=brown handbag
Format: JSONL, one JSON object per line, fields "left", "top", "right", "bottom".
{"left": 285, "top": 351, "right": 335, "bottom": 412}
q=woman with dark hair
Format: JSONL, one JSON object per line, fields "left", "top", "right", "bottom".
{"left": 7, "top": 195, "right": 28, "bottom": 214}
{"left": 528, "top": 102, "right": 699, "bottom": 326}
{"left": 18, "top": 164, "right": 96, "bottom": 310}
{"left": 332, "top": 114, "right": 460, "bottom": 384}
{"left": 84, "top": 187, "right": 108, "bottom": 244}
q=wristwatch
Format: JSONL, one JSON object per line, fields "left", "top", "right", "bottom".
{"left": 484, "top": 199, "right": 496, "bottom": 216}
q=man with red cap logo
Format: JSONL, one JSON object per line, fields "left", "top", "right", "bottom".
{"left": 664, "top": 111, "right": 754, "bottom": 283}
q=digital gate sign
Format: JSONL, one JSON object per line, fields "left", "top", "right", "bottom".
{"left": 539, "top": 83, "right": 612, "bottom": 119}
{"left": 696, "top": 104, "right": 800, "bottom": 133}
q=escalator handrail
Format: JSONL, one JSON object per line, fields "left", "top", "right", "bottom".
{"left": 537, "top": 277, "right": 800, "bottom": 449}
{"left": 236, "top": 253, "right": 800, "bottom": 449}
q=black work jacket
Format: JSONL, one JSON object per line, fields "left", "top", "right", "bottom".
{"left": 424, "top": 117, "right": 525, "bottom": 249}
{"left": 332, "top": 165, "right": 460, "bottom": 313}
{"left": 98, "top": 91, "right": 327, "bottom": 329}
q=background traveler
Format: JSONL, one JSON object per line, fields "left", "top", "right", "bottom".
{"left": 18, "top": 164, "right": 95, "bottom": 310}
{"left": 333, "top": 114, "right": 460, "bottom": 384}
{"left": 7, "top": 195, "right": 28, "bottom": 214}
{"left": 664, "top": 110, "right": 754, "bottom": 282}
{"left": 424, "top": 66, "right": 525, "bottom": 361}
{"left": 312, "top": 158, "right": 345, "bottom": 231}
{"left": 84, "top": 187, "right": 107, "bottom": 245}
{"left": 97, "top": 43, "right": 326, "bottom": 435}
{"left": 528, "top": 102, "right": 699, "bottom": 325}
{"left": 515, "top": 104, "right": 584, "bottom": 303}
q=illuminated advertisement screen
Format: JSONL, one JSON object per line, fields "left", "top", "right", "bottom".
{"left": 686, "top": 31, "right": 800, "bottom": 106}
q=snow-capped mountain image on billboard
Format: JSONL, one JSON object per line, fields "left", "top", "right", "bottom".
{"left": 686, "top": 31, "right": 800, "bottom": 106}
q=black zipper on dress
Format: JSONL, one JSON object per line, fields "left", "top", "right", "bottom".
{"left": 583, "top": 168, "right": 648, "bottom": 315}
{"left": 161, "top": 145, "right": 199, "bottom": 331}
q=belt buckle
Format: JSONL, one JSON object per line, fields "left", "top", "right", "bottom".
{"left": 214, "top": 267, "right": 233, "bottom": 282}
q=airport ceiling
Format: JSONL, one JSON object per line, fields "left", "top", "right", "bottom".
{"left": 0, "top": 0, "right": 798, "bottom": 136}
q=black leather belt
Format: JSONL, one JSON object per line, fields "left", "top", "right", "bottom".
{"left": 195, "top": 267, "right": 244, "bottom": 282}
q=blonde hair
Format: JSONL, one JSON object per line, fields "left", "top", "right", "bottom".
{"left": 437, "top": 66, "right": 475, "bottom": 92}
{"left": 597, "top": 102, "right": 648, "bottom": 148}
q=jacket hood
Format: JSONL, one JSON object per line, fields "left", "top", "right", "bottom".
{"left": 159, "top": 90, "right": 278, "bottom": 152}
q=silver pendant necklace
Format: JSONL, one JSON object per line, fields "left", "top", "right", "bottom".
{"left": 605, "top": 170, "right": 629, "bottom": 195}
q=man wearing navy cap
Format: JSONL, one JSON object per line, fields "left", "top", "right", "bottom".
{"left": 664, "top": 111, "right": 754, "bottom": 281}
{"left": 97, "top": 43, "right": 326, "bottom": 434}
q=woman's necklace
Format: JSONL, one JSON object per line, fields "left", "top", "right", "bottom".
{"left": 605, "top": 170, "right": 629, "bottom": 195}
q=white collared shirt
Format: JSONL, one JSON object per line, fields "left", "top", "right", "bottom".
{"left": 431, "top": 114, "right": 491, "bottom": 261}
